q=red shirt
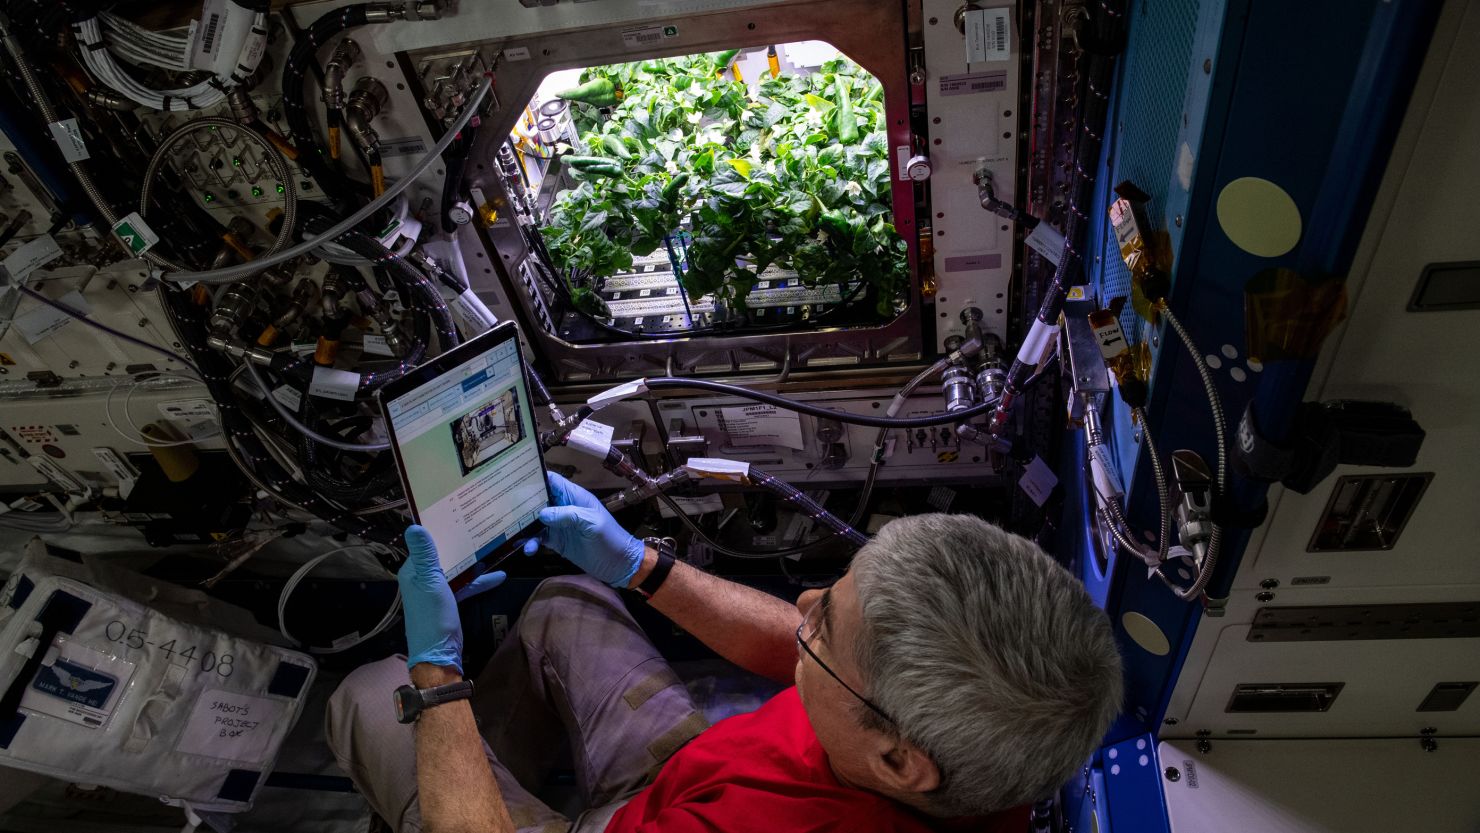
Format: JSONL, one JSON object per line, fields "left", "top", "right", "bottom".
{"left": 606, "top": 687, "right": 1029, "bottom": 833}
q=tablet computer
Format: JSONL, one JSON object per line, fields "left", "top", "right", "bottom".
{"left": 377, "top": 322, "right": 552, "bottom": 590}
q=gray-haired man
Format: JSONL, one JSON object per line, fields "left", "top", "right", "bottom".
{"left": 327, "top": 472, "right": 1123, "bottom": 832}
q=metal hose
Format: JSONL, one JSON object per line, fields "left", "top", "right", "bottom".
{"left": 140, "top": 117, "right": 298, "bottom": 258}
{"left": 1159, "top": 306, "right": 1228, "bottom": 601}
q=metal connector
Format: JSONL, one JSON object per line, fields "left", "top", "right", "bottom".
{"left": 364, "top": 1, "right": 443, "bottom": 22}
{"left": 345, "top": 77, "right": 389, "bottom": 153}
{"left": 322, "top": 39, "right": 362, "bottom": 110}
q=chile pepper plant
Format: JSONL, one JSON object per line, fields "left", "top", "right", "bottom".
{"left": 540, "top": 52, "right": 908, "bottom": 321}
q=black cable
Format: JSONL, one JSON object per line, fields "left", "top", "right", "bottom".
{"left": 655, "top": 491, "right": 852, "bottom": 561}
{"left": 637, "top": 377, "right": 998, "bottom": 428}
{"left": 280, "top": 4, "right": 373, "bottom": 210}
{"left": 0, "top": 213, "right": 25, "bottom": 247}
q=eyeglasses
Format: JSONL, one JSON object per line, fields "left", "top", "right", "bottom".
{"left": 796, "top": 595, "right": 895, "bottom": 725}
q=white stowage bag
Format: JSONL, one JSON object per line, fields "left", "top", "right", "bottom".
{"left": 0, "top": 549, "right": 317, "bottom": 814}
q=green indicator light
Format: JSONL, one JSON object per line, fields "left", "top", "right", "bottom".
{"left": 232, "top": 157, "right": 242, "bottom": 167}
{"left": 251, "top": 186, "right": 263, "bottom": 197}
{"left": 203, "top": 192, "right": 215, "bottom": 203}
{"left": 275, "top": 183, "right": 285, "bottom": 194}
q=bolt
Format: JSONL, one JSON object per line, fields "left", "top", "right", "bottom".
{"left": 106, "top": 363, "right": 116, "bottom": 371}
{"left": 1421, "top": 737, "right": 1438, "bottom": 753}
{"left": 1196, "top": 739, "right": 1211, "bottom": 754}
{"left": 1174, "top": 215, "right": 1184, "bottom": 227}
{"left": 1260, "top": 578, "right": 1279, "bottom": 589}
{"left": 1164, "top": 717, "right": 1179, "bottom": 725}
{"left": 68, "top": 360, "right": 79, "bottom": 369}
{"left": 1203, "top": 58, "right": 1212, "bottom": 74}
{"left": 1164, "top": 767, "right": 1181, "bottom": 782}
{"left": 138, "top": 318, "right": 149, "bottom": 327}
{"left": 1420, "top": 727, "right": 1437, "bottom": 735}
{"left": 1256, "top": 591, "right": 1274, "bottom": 602}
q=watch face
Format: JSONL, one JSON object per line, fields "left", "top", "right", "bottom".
{"left": 394, "top": 685, "right": 420, "bottom": 724}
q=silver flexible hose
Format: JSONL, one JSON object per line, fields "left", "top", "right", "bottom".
{"left": 1158, "top": 306, "right": 1229, "bottom": 601}
{"left": 1085, "top": 413, "right": 1162, "bottom": 568}
{"left": 1134, "top": 406, "right": 1173, "bottom": 565}
{"left": 140, "top": 117, "right": 298, "bottom": 257}
{"left": 162, "top": 74, "right": 493, "bottom": 285}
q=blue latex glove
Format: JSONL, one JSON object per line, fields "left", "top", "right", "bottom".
{"left": 523, "top": 472, "right": 644, "bottom": 588}
{"left": 399, "top": 525, "right": 507, "bottom": 673}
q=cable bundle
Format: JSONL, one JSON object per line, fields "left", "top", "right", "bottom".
{"left": 73, "top": 1, "right": 269, "bottom": 111}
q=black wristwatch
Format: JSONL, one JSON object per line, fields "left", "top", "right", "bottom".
{"left": 635, "top": 537, "right": 677, "bottom": 599}
{"left": 394, "top": 680, "right": 474, "bottom": 724}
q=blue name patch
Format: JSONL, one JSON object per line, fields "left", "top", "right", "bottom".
{"left": 32, "top": 660, "right": 117, "bottom": 710}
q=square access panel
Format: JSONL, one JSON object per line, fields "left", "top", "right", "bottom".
{"left": 1307, "top": 473, "right": 1432, "bottom": 552}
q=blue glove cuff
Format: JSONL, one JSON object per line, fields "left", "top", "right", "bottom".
{"left": 606, "top": 534, "right": 647, "bottom": 589}
{"left": 407, "top": 650, "right": 463, "bottom": 675}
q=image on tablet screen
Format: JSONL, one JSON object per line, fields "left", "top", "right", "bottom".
{"left": 384, "top": 339, "right": 546, "bottom": 577}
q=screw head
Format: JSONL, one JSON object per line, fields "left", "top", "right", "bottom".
{"left": 1260, "top": 578, "right": 1279, "bottom": 589}
{"left": 67, "top": 360, "right": 79, "bottom": 369}
{"left": 1196, "top": 739, "right": 1212, "bottom": 754}
{"left": 1164, "top": 717, "right": 1179, "bottom": 725}
{"left": 1164, "top": 766, "right": 1181, "bottom": 782}
{"left": 138, "top": 318, "right": 149, "bottom": 327}
{"left": 1256, "top": 591, "right": 1274, "bottom": 602}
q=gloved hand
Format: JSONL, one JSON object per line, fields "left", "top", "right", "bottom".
{"left": 523, "top": 472, "right": 645, "bottom": 588}
{"left": 399, "top": 525, "right": 507, "bottom": 673}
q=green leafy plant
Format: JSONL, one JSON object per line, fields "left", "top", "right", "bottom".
{"left": 540, "top": 53, "right": 908, "bottom": 318}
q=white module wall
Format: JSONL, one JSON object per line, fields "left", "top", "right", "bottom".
{"left": 922, "top": 0, "right": 1020, "bottom": 350}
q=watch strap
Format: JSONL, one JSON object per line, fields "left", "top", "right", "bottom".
{"left": 421, "top": 679, "right": 474, "bottom": 707}
{"left": 636, "top": 537, "right": 677, "bottom": 599}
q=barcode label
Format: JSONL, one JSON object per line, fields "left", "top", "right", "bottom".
{"left": 189, "top": 0, "right": 228, "bottom": 70}
{"left": 964, "top": 8, "right": 1012, "bottom": 63}
{"left": 621, "top": 24, "right": 677, "bottom": 49}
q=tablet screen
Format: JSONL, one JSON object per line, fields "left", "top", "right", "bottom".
{"left": 383, "top": 335, "right": 547, "bottom": 578}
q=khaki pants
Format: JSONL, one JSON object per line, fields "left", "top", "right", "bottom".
{"left": 325, "top": 576, "right": 710, "bottom": 833}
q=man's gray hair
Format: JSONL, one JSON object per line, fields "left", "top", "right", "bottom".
{"left": 851, "top": 513, "right": 1123, "bottom": 816}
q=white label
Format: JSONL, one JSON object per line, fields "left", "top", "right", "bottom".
{"left": 566, "top": 419, "right": 615, "bottom": 458}
{"left": 1024, "top": 221, "right": 1065, "bottom": 266}
{"left": 683, "top": 457, "right": 751, "bottom": 481}
{"left": 20, "top": 636, "right": 135, "bottom": 729}
{"left": 14, "top": 289, "right": 87, "bottom": 345}
{"left": 31, "top": 457, "right": 83, "bottom": 493}
{"left": 2, "top": 234, "right": 63, "bottom": 282}
{"left": 176, "top": 688, "right": 287, "bottom": 765}
{"left": 964, "top": 8, "right": 1011, "bottom": 64}
{"left": 271, "top": 385, "right": 302, "bottom": 412}
{"left": 1093, "top": 317, "right": 1128, "bottom": 360}
{"left": 309, "top": 366, "right": 360, "bottom": 401}
{"left": 91, "top": 448, "right": 139, "bottom": 499}
{"left": 502, "top": 46, "right": 531, "bottom": 62}
{"left": 111, "top": 212, "right": 160, "bottom": 256}
{"left": 158, "top": 399, "right": 215, "bottom": 422}
{"left": 188, "top": 0, "right": 229, "bottom": 70}
{"left": 895, "top": 145, "right": 911, "bottom": 181}
{"left": 47, "top": 119, "right": 89, "bottom": 162}
{"left": 450, "top": 289, "right": 498, "bottom": 336}
{"left": 362, "top": 334, "right": 395, "bottom": 357}
{"left": 716, "top": 404, "right": 805, "bottom": 450}
{"left": 622, "top": 25, "right": 677, "bottom": 49}
{"left": 380, "top": 136, "right": 430, "bottom": 158}
{"left": 1018, "top": 454, "right": 1059, "bottom": 507}
{"left": 588, "top": 378, "right": 648, "bottom": 410}
{"left": 658, "top": 494, "right": 724, "bottom": 518}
